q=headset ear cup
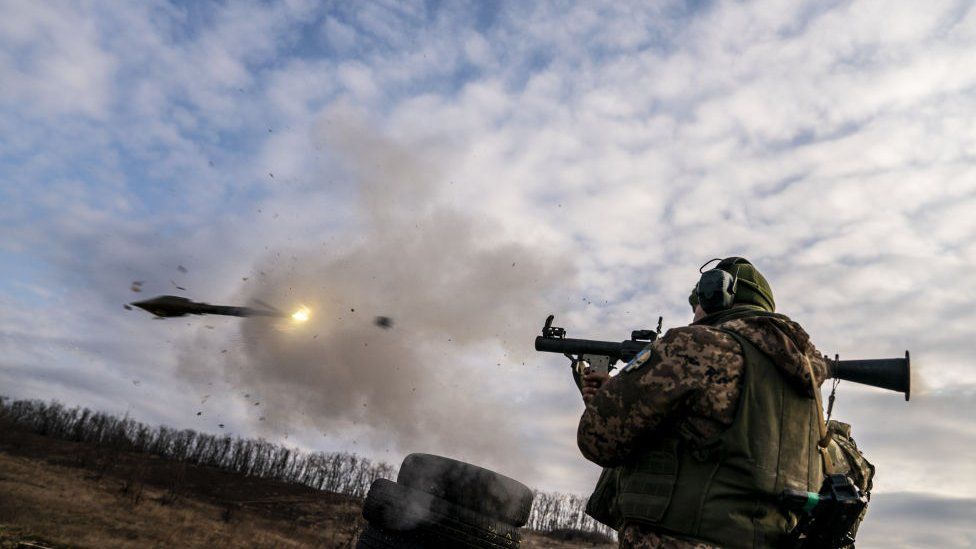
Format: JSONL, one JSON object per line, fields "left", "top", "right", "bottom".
{"left": 697, "top": 269, "right": 736, "bottom": 313}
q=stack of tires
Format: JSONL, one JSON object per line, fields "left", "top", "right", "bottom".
{"left": 357, "top": 453, "right": 534, "bottom": 549}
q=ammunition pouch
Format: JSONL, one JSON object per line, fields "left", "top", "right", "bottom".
{"left": 823, "top": 420, "right": 875, "bottom": 539}
{"left": 585, "top": 467, "right": 622, "bottom": 529}
{"left": 780, "top": 420, "right": 875, "bottom": 547}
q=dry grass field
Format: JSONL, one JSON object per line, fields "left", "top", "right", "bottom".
{"left": 0, "top": 451, "right": 361, "bottom": 548}
{"left": 0, "top": 425, "right": 612, "bottom": 548}
{"left": 0, "top": 431, "right": 365, "bottom": 548}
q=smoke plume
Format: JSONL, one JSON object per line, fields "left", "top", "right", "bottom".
{"left": 181, "top": 112, "right": 574, "bottom": 477}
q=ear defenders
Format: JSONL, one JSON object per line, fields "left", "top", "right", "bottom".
{"left": 695, "top": 257, "right": 752, "bottom": 314}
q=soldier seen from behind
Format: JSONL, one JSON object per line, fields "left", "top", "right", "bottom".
{"left": 577, "top": 257, "right": 850, "bottom": 548}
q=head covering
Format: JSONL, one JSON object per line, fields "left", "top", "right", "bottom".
{"left": 689, "top": 257, "right": 776, "bottom": 313}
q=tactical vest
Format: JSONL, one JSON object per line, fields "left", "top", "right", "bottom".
{"left": 586, "top": 329, "right": 824, "bottom": 548}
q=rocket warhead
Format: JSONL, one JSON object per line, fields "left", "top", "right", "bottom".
{"left": 129, "top": 295, "right": 286, "bottom": 319}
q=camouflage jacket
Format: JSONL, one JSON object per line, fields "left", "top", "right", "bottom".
{"left": 577, "top": 308, "right": 829, "bottom": 547}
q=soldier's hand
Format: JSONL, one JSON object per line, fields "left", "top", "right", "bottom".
{"left": 581, "top": 369, "right": 610, "bottom": 403}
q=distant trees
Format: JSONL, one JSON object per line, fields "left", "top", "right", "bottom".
{"left": 527, "top": 490, "right": 616, "bottom": 538}
{"left": 0, "top": 398, "right": 390, "bottom": 497}
{"left": 0, "top": 397, "right": 613, "bottom": 537}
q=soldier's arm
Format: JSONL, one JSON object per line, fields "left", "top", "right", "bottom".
{"left": 576, "top": 326, "right": 743, "bottom": 467}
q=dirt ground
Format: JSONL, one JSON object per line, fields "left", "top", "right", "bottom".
{"left": 0, "top": 450, "right": 363, "bottom": 548}
{"left": 0, "top": 428, "right": 612, "bottom": 548}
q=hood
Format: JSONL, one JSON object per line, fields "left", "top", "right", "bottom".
{"left": 702, "top": 309, "right": 828, "bottom": 396}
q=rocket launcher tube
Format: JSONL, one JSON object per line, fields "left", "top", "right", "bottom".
{"left": 536, "top": 315, "right": 912, "bottom": 401}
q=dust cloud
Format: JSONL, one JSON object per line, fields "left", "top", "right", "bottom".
{"left": 181, "top": 112, "right": 574, "bottom": 477}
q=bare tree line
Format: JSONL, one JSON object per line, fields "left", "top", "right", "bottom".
{"left": 0, "top": 398, "right": 392, "bottom": 498}
{"left": 0, "top": 397, "right": 613, "bottom": 537}
{"left": 528, "top": 490, "right": 616, "bottom": 538}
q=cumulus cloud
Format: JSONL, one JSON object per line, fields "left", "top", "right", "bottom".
{"left": 0, "top": 2, "right": 117, "bottom": 118}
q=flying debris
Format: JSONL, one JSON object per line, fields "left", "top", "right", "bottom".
{"left": 130, "top": 281, "right": 143, "bottom": 292}
{"left": 130, "top": 295, "right": 287, "bottom": 319}
{"left": 374, "top": 316, "right": 394, "bottom": 329}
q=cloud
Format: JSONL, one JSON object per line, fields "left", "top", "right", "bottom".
{"left": 2, "top": 2, "right": 976, "bottom": 544}
{"left": 857, "top": 492, "right": 976, "bottom": 548}
{"left": 0, "top": 2, "right": 117, "bottom": 118}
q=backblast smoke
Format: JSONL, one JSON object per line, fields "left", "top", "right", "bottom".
{"left": 178, "top": 113, "right": 574, "bottom": 478}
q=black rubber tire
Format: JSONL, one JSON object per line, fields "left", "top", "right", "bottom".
{"left": 396, "top": 453, "right": 533, "bottom": 527}
{"left": 356, "top": 525, "right": 427, "bottom": 549}
{"left": 363, "top": 478, "right": 521, "bottom": 549}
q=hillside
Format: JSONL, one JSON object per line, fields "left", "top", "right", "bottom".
{"left": 0, "top": 407, "right": 613, "bottom": 548}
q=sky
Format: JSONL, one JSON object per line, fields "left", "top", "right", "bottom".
{"left": 1, "top": 1, "right": 975, "bottom": 546}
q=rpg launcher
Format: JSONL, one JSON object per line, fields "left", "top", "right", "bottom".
{"left": 534, "top": 314, "right": 663, "bottom": 377}
{"left": 534, "top": 314, "right": 912, "bottom": 401}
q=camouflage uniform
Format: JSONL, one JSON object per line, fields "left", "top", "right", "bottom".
{"left": 578, "top": 308, "right": 828, "bottom": 549}
{"left": 619, "top": 525, "right": 719, "bottom": 549}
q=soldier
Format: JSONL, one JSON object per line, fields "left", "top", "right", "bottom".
{"left": 577, "top": 257, "right": 831, "bottom": 549}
